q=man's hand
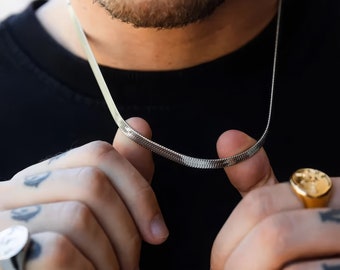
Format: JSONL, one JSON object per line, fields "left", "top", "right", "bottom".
{"left": 211, "top": 130, "right": 340, "bottom": 270}
{"left": 0, "top": 117, "right": 168, "bottom": 270}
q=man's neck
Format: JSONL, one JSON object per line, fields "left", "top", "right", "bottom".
{"left": 36, "top": 0, "right": 278, "bottom": 71}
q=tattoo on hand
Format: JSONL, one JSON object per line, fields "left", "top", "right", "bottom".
{"left": 24, "top": 172, "right": 51, "bottom": 188}
{"left": 323, "top": 264, "right": 340, "bottom": 269}
{"left": 320, "top": 210, "right": 340, "bottom": 269}
{"left": 48, "top": 152, "right": 67, "bottom": 164}
{"left": 320, "top": 209, "right": 340, "bottom": 223}
{"left": 26, "top": 239, "right": 42, "bottom": 261}
{"left": 11, "top": 205, "right": 41, "bottom": 222}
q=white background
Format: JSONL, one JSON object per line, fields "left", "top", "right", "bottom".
{"left": 0, "top": 0, "right": 34, "bottom": 21}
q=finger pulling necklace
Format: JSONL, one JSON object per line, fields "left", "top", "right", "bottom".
{"left": 66, "top": 0, "right": 282, "bottom": 169}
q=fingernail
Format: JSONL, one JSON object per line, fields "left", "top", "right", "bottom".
{"left": 151, "top": 214, "right": 169, "bottom": 240}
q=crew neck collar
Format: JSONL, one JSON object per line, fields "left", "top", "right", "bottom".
{"left": 4, "top": 0, "right": 278, "bottom": 98}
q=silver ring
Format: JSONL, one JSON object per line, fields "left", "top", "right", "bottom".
{"left": 0, "top": 225, "right": 30, "bottom": 270}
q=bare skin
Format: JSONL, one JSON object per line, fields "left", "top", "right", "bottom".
{"left": 36, "top": 0, "right": 278, "bottom": 70}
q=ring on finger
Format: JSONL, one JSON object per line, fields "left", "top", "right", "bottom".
{"left": 290, "top": 168, "right": 332, "bottom": 208}
{"left": 0, "top": 225, "right": 31, "bottom": 270}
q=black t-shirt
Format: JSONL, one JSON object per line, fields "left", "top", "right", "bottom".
{"left": 0, "top": 0, "right": 340, "bottom": 269}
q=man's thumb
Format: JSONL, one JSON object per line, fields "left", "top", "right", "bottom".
{"left": 216, "top": 130, "right": 277, "bottom": 197}
{"left": 113, "top": 117, "right": 154, "bottom": 182}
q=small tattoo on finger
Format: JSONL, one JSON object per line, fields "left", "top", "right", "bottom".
{"left": 48, "top": 152, "right": 67, "bottom": 164}
{"left": 323, "top": 264, "right": 340, "bottom": 270}
{"left": 24, "top": 172, "right": 51, "bottom": 188}
{"left": 26, "top": 239, "right": 42, "bottom": 261}
{"left": 320, "top": 209, "right": 340, "bottom": 223}
{"left": 11, "top": 205, "right": 41, "bottom": 222}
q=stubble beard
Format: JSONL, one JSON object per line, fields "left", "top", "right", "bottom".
{"left": 93, "top": 0, "right": 226, "bottom": 29}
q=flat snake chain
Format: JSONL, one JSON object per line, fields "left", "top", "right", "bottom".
{"left": 66, "top": 0, "right": 282, "bottom": 169}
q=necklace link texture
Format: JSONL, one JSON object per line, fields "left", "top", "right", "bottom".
{"left": 66, "top": 0, "right": 282, "bottom": 169}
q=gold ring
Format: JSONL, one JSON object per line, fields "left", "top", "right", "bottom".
{"left": 290, "top": 168, "right": 332, "bottom": 208}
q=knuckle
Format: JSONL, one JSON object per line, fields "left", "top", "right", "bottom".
{"left": 241, "top": 186, "right": 278, "bottom": 220}
{"left": 60, "top": 201, "right": 93, "bottom": 232}
{"left": 42, "top": 233, "right": 80, "bottom": 268}
{"left": 257, "top": 213, "right": 294, "bottom": 255}
{"left": 131, "top": 182, "right": 155, "bottom": 207}
{"left": 76, "top": 167, "right": 112, "bottom": 199}
{"left": 86, "top": 140, "right": 120, "bottom": 163}
{"left": 126, "top": 230, "right": 142, "bottom": 253}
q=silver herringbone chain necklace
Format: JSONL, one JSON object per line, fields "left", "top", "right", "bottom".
{"left": 67, "top": 0, "right": 282, "bottom": 169}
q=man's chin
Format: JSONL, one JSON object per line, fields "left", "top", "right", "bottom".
{"left": 94, "top": 0, "right": 225, "bottom": 29}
